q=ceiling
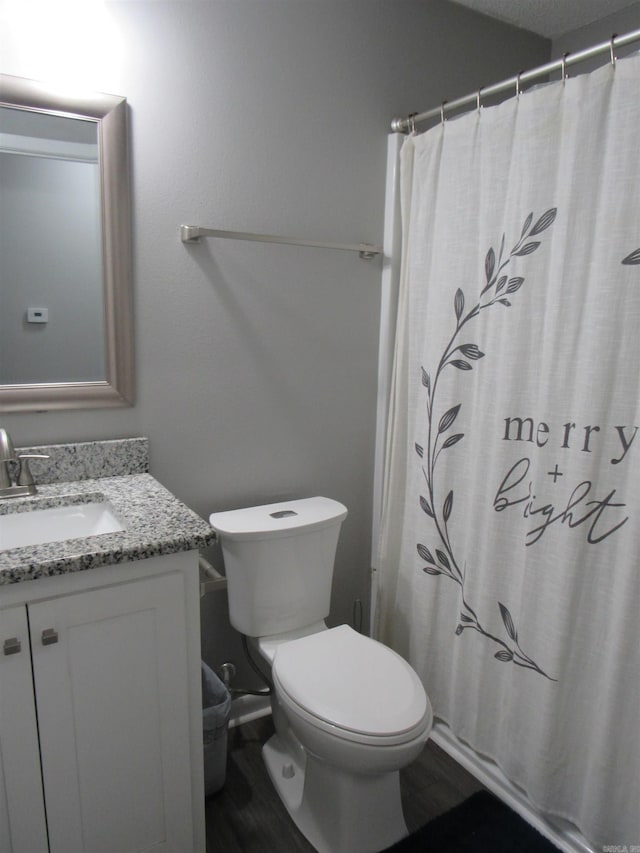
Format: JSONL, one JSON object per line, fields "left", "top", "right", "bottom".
{"left": 451, "top": 0, "right": 637, "bottom": 38}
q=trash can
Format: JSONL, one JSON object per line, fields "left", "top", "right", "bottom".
{"left": 201, "top": 661, "right": 232, "bottom": 796}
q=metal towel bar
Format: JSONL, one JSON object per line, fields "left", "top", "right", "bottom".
{"left": 180, "top": 225, "right": 382, "bottom": 260}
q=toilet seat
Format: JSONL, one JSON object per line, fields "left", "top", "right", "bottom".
{"left": 272, "top": 625, "right": 431, "bottom": 746}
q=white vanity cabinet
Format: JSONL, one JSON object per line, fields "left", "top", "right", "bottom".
{"left": 0, "top": 551, "right": 205, "bottom": 853}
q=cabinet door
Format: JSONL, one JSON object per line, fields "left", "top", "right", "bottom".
{"left": 29, "top": 571, "right": 194, "bottom": 853}
{"left": 0, "top": 605, "right": 49, "bottom": 853}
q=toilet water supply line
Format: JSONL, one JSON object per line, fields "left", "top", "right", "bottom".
{"left": 218, "top": 640, "right": 272, "bottom": 698}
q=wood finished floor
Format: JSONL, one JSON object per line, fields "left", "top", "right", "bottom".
{"left": 205, "top": 715, "right": 484, "bottom": 852}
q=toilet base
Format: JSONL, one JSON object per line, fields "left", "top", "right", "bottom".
{"left": 263, "top": 733, "right": 409, "bottom": 853}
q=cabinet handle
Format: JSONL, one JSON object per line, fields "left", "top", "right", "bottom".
{"left": 41, "top": 628, "right": 59, "bottom": 646}
{"left": 3, "top": 637, "right": 22, "bottom": 655}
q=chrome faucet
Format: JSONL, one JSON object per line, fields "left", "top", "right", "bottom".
{"left": 0, "top": 428, "right": 49, "bottom": 499}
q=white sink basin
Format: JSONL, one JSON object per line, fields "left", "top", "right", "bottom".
{"left": 0, "top": 501, "right": 125, "bottom": 550}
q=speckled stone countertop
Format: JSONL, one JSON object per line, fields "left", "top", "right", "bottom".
{"left": 0, "top": 438, "right": 215, "bottom": 585}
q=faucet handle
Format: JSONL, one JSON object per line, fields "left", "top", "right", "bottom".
{"left": 0, "top": 428, "right": 15, "bottom": 461}
{"left": 0, "top": 430, "right": 16, "bottom": 490}
{"left": 17, "top": 454, "right": 49, "bottom": 487}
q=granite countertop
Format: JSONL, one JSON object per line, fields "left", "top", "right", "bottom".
{"left": 0, "top": 473, "right": 215, "bottom": 585}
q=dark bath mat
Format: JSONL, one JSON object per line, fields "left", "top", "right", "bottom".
{"left": 384, "top": 790, "right": 561, "bottom": 852}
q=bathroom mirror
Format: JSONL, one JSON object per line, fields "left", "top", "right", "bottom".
{"left": 0, "top": 73, "right": 133, "bottom": 411}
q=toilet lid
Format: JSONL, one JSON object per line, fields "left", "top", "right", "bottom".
{"left": 272, "top": 625, "right": 428, "bottom": 737}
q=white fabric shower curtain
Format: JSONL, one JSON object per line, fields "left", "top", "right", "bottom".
{"left": 377, "top": 52, "right": 640, "bottom": 847}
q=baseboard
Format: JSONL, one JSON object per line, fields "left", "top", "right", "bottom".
{"left": 430, "top": 722, "right": 595, "bottom": 853}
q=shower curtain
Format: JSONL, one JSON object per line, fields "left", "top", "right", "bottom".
{"left": 377, "top": 52, "right": 640, "bottom": 847}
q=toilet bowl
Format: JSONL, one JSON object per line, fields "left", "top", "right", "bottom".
{"left": 209, "top": 497, "right": 433, "bottom": 852}
{"left": 257, "top": 625, "right": 432, "bottom": 852}
{"left": 269, "top": 624, "right": 430, "bottom": 759}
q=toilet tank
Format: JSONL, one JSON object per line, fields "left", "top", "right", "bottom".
{"left": 209, "top": 497, "right": 348, "bottom": 637}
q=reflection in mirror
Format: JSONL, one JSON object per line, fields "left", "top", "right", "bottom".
{"left": 0, "top": 74, "right": 133, "bottom": 411}
{"left": 1, "top": 107, "right": 104, "bottom": 384}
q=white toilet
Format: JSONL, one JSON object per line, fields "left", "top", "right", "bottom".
{"left": 209, "top": 496, "right": 432, "bottom": 853}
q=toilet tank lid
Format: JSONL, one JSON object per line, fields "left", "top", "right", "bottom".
{"left": 209, "top": 496, "right": 347, "bottom": 541}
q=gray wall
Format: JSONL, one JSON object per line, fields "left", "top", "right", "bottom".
{"left": 553, "top": 3, "right": 640, "bottom": 64}
{"left": 1, "top": 0, "right": 549, "bottom": 675}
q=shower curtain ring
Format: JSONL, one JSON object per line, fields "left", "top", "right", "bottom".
{"left": 440, "top": 100, "right": 448, "bottom": 125}
{"left": 610, "top": 34, "right": 618, "bottom": 66}
{"left": 408, "top": 112, "right": 417, "bottom": 134}
{"left": 561, "top": 52, "right": 569, "bottom": 82}
{"left": 477, "top": 87, "right": 483, "bottom": 112}
{"left": 515, "top": 71, "right": 523, "bottom": 96}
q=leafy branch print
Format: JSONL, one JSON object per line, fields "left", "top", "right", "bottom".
{"left": 417, "top": 209, "right": 558, "bottom": 680}
{"left": 622, "top": 248, "right": 640, "bottom": 265}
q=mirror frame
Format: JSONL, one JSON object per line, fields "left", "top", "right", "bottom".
{"left": 0, "top": 73, "right": 134, "bottom": 412}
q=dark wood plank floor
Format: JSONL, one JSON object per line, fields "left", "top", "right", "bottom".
{"left": 205, "top": 715, "right": 484, "bottom": 852}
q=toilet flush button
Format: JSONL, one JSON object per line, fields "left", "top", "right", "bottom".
{"left": 282, "top": 763, "right": 295, "bottom": 779}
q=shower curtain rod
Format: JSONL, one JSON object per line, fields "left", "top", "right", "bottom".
{"left": 391, "top": 27, "right": 640, "bottom": 133}
{"left": 180, "top": 225, "right": 382, "bottom": 260}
